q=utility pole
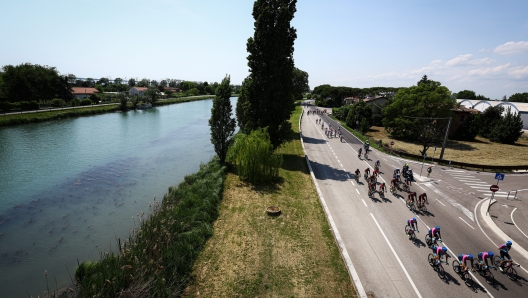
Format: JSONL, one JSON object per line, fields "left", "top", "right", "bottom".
{"left": 439, "top": 117, "right": 452, "bottom": 160}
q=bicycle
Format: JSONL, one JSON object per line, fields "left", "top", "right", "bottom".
{"left": 379, "top": 189, "right": 385, "bottom": 199}
{"left": 406, "top": 200, "right": 416, "bottom": 211}
{"left": 428, "top": 253, "right": 448, "bottom": 279}
{"left": 405, "top": 224, "right": 416, "bottom": 239}
{"left": 473, "top": 260, "right": 495, "bottom": 285}
{"left": 390, "top": 185, "right": 396, "bottom": 194}
{"left": 417, "top": 201, "right": 427, "bottom": 212}
{"left": 493, "top": 256, "right": 519, "bottom": 281}
{"left": 425, "top": 235, "right": 441, "bottom": 248}
{"left": 402, "top": 183, "right": 410, "bottom": 193}
{"left": 355, "top": 175, "right": 359, "bottom": 183}
{"left": 452, "top": 259, "right": 473, "bottom": 286}
{"left": 364, "top": 173, "right": 368, "bottom": 181}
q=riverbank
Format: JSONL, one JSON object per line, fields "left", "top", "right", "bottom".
{"left": 182, "top": 106, "right": 356, "bottom": 297}
{"left": 0, "top": 95, "right": 215, "bottom": 127}
{"left": 74, "top": 157, "right": 227, "bottom": 297}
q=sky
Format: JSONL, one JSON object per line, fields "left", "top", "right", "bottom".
{"left": 1, "top": 0, "right": 527, "bottom": 99}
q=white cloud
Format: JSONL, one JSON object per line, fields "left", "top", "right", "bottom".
{"left": 493, "top": 41, "right": 528, "bottom": 55}
{"left": 468, "top": 63, "right": 511, "bottom": 77}
{"left": 446, "top": 54, "right": 472, "bottom": 66}
{"left": 478, "top": 48, "right": 487, "bottom": 52}
{"left": 510, "top": 66, "right": 528, "bottom": 79}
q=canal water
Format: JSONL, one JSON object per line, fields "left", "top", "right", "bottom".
{"left": 0, "top": 98, "right": 236, "bottom": 297}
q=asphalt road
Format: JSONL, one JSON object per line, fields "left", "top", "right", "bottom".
{"left": 300, "top": 105, "right": 528, "bottom": 298}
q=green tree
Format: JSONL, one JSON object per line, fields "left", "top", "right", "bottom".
{"left": 479, "top": 105, "right": 503, "bottom": 138}
{"left": 144, "top": 86, "right": 160, "bottom": 105}
{"left": 209, "top": 75, "right": 236, "bottom": 163}
{"left": 488, "top": 107, "right": 524, "bottom": 144}
{"left": 383, "top": 77, "right": 454, "bottom": 156}
{"left": 236, "top": 0, "right": 297, "bottom": 148}
{"left": 345, "top": 100, "right": 372, "bottom": 130}
{"left": 452, "top": 113, "right": 480, "bottom": 141}
{"left": 508, "top": 92, "right": 528, "bottom": 103}
{"left": 455, "top": 90, "right": 476, "bottom": 99}
{"left": 128, "top": 78, "right": 136, "bottom": 87}
{"left": 227, "top": 128, "right": 282, "bottom": 183}
{"left": 292, "top": 67, "right": 309, "bottom": 101}
{"left": 0, "top": 63, "right": 72, "bottom": 102}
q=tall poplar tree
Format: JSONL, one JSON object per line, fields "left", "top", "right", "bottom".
{"left": 210, "top": 75, "right": 236, "bottom": 163}
{"left": 236, "top": 0, "right": 297, "bottom": 148}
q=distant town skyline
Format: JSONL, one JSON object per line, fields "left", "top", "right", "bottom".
{"left": 1, "top": 0, "right": 527, "bottom": 99}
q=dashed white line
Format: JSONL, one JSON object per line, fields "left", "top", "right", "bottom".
{"left": 459, "top": 217, "right": 475, "bottom": 229}
{"left": 437, "top": 200, "right": 446, "bottom": 206}
{"left": 356, "top": 189, "right": 360, "bottom": 194}
{"left": 362, "top": 199, "right": 368, "bottom": 207}
{"left": 370, "top": 213, "right": 423, "bottom": 298}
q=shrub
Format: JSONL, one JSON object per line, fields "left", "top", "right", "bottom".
{"left": 51, "top": 98, "right": 66, "bottom": 107}
{"left": 80, "top": 98, "right": 92, "bottom": 106}
{"left": 0, "top": 101, "right": 13, "bottom": 112}
{"left": 227, "top": 128, "right": 282, "bottom": 183}
{"left": 71, "top": 98, "right": 81, "bottom": 106}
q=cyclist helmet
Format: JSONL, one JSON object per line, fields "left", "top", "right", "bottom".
{"left": 468, "top": 254, "right": 474, "bottom": 259}
{"left": 488, "top": 251, "right": 494, "bottom": 257}
{"left": 412, "top": 218, "right": 417, "bottom": 222}
{"left": 436, "top": 225, "right": 440, "bottom": 231}
{"left": 442, "top": 247, "right": 447, "bottom": 252}
{"left": 506, "top": 240, "right": 513, "bottom": 246}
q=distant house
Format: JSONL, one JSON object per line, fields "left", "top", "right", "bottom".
{"left": 343, "top": 96, "right": 389, "bottom": 107}
{"left": 129, "top": 87, "right": 148, "bottom": 96}
{"left": 71, "top": 87, "right": 99, "bottom": 99}
{"left": 448, "top": 105, "right": 480, "bottom": 137}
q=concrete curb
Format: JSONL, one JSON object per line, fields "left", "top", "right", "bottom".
{"left": 479, "top": 198, "right": 528, "bottom": 264}
{"left": 299, "top": 110, "right": 368, "bottom": 298}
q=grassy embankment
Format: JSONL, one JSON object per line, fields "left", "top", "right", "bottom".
{"left": 330, "top": 116, "right": 528, "bottom": 166}
{"left": 0, "top": 95, "right": 215, "bottom": 127}
{"left": 182, "top": 106, "right": 356, "bottom": 297}
{"left": 75, "top": 157, "right": 227, "bottom": 297}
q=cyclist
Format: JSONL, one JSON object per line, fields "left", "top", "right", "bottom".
{"left": 427, "top": 226, "right": 442, "bottom": 246}
{"left": 407, "top": 191, "right": 416, "bottom": 207}
{"left": 394, "top": 172, "right": 401, "bottom": 182}
{"left": 354, "top": 169, "right": 361, "bottom": 180}
{"left": 405, "top": 175, "right": 412, "bottom": 186}
{"left": 432, "top": 245, "right": 449, "bottom": 265}
{"left": 477, "top": 251, "right": 495, "bottom": 270}
{"left": 402, "top": 179, "right": 410, "bottom": 191}
{"left": 498, "top": 240, "right": 513, "bottom": 271}
{"left": 368, "top": 181, "right": 376, "bottom": 195}
{"left": 358, "top": 147, "right": 363, "bottom": 157}
{"left": 390, "top": 177, "right": 398, "bottom": 191}
{"left": 368, "top": 175, "right": 376, "bottom": 185}
{"left": 457, "top": 254, "right": 475, "bottom": 272}
{"left": 364, "top": 167, "right": 371, "bottom": 177}
{"left": 373, "top": 167, "right": 380, "bottom": 177}
{"left": 406, "top": 218, "right": 418, "bottom": 237}
{"left": 364, "top": 140, "right": 370, "bottom": 151}
{"left": 418, "top": 192, "right": 428, "bottom": 206}
{"left": 394, "top": 168, "right": 400, "bottom": 176}
{"left": 379, "top": 182, "right": 386, "bottom": 193}
{"left": 374, "top": 159, "right": 381, "bottom": 169}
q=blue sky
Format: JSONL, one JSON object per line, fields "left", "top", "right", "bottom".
{"left": 2, "top": 0, "right": 527, "bottom": 99}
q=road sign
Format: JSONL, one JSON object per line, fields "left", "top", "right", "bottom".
{"left": 495, "top": 173, "right": 505, "bottom": 181}
{"left": 490, "top": 185, "right": 500, "bottom": 192}
{"left": 390, "top": 141, "right": 394, "bottom": 146}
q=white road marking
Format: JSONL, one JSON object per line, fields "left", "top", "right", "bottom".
{"left": 437, "top": 200, "right": 446, "bottom": 206}
{"left": 459, "top": 217, "right": 475, "bottom": 229}
{"left": 511, "top": 208, "right": 528, "bottom": 239}
{"left": 347, "top": 174, "right": 350, "bottom": 178}
{"left": 370, "top": 213, "right": 423, "bottom": 298}
{"left": 482, "top": 194, "right": 509, "bottom": 197}
{"left": 356, "top": 189, "right": 360, "bottom": 194}
{"left": 470, "top": 186, "right": 492, "bottom": 189}
{"left": 464, "top": 182, "right": 487, "bottom": 185}
{"left": 362, "top": 199, "right": 368, "bottom": 207}
{"left": 424, "top": 182, "right": 474, "bottom": 221}
{"left": 443, "top": 169, "right": 464, "bottom": 172}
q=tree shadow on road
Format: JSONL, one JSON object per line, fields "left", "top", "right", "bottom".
{"left": 301, "top": 135, "right": 327, "bottom": 145}
{"left": 309, "top": 160, "right": 354, "bottom": 182}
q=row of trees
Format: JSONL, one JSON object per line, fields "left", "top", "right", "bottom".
{"left": 333, "top": 76, "right": 524, "bottom": 157}
{"left": 210, "top": 0, "right": 299, "bottom": 183}
{"left": 311, "top": 84, "right": 403, "bottom": 107}
{"left": 454, "top": 90, "right": 528, "bottom": 103}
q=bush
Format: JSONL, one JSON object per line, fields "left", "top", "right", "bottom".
{"left": 71, "top": 98, "right": 81, "bottom": 106}
{"left": 227, "top": 128, "right": 282, "bottom": 183}
{"left": 51, "top": 98, "right": 66, "bottom": 107}
{"left": 80, "top": 98, "right": 92, "bottom": 106}
{"left": 89, "top": 94, "right": 100, "bottom": 104}
{"left": 0, "top": 101, "right": 13, "bottom": 112}
{"left": 18, "top": 101, "right": 39, "bottom": 110}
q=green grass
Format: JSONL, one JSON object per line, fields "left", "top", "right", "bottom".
{"left": 182, "top": 106, "right": 357, "bottom": 297}
{"left": 75, "top": 157, "right": 227, "bottom": 297}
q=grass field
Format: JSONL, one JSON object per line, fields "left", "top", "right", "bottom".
{"left": 365, "top": 126, "right": 528, "bottom": 166}
{"left": 182, "top": 106, "right": 356, "bottom": 297}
